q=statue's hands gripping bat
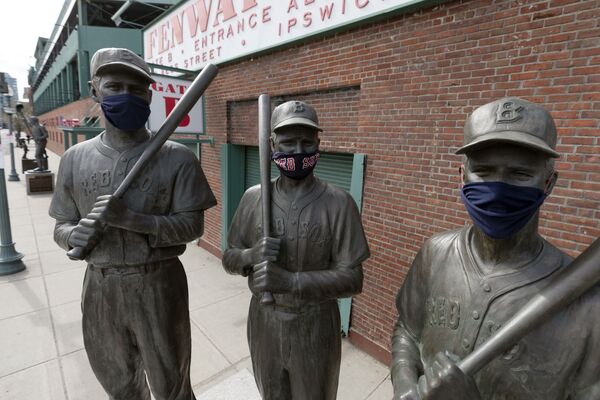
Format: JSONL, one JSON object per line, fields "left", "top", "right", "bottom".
{"left": 66, "top": 64, "right": 219, "bottom": 260}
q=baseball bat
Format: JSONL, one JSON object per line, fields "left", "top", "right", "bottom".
{"left": 258, "top": 94, "right": 275, "bottom": 305}
{"left": 67, "top": 63, "right": 219, "bottom": 260}
{"left": 458, "top": 237, "right": 600, "bottom": 375}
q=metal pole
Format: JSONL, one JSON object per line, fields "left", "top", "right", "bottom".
{"left": 0, "top": 141, "right": 25, "bottom": 275}
{"left": 6, "top": 112, "right": 19, "bottom": 181}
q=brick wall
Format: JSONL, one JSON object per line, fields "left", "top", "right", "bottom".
{"left": 44, "top": 0, "right": 599, "bottom": 362}
{"left": 227, "top": 88, "right": 361, "bottom": 147}
{"left": 200, "top": 0, "right": 600, "bottom": 361}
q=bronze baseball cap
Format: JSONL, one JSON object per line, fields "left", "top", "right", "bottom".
{"left": 271, "top": 100, "right": 322, "bottom": 133}
{"left": 90, "top": 48, "right": 155, "bottom": 83}
{"left": 456, "top": 97, "right": 559, "bottom": 158}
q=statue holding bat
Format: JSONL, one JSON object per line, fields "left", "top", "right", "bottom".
{"left": 49, "top": 48, "right": 217, "bottom": 400}
{"left": 222, "top": 99, "right": 370, "bottom": 399}
{"left": 391, "top": 97, "right": 600, "bottom": 400}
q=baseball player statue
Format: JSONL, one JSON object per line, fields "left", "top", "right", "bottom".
{"left": 223, "top": 100, "right": 370, "bottom": 399}
{"left": 49, "top": 48, "right": 217, "bottom": 400}
{"left": 391, "top": 97, "right": 600, "bottom": 400}
{"left": 30, "top": 116, "right": 49, "bottom": 171}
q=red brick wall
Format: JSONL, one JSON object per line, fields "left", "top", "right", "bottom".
{"left": 45, "top": 0, "right": 600, "bottom": 361}
{"left": 200, "top": 0, "right": 600, "bottom": 360}
{"left": 227, "top": 88, "right": 361, "bottom": 147}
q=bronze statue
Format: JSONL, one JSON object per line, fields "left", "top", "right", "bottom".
{"left": 29, "top": 116, "right": 49, "bottom": 171}
{"left": 223, "top": 100, "right": 370, "bottom": 399}
{"left": 49, "top": 48, "right": 217, "bottom": 400}
{"left": 16, "top": 129, "right": 29, "bottom": 159}
{"left": 391, "top": 97, "right": 600, "bottom": 399}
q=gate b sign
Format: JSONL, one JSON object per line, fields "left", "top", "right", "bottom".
{"left": 148, "top": 74, "right": 205, "bottom": 134}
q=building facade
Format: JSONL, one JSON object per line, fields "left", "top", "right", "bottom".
{"left": 45, "top": 0, "right": 600, "bottom": 362}
{"left": 32, "top": 0, "right": 175, "bottom": 154}
{"left": 0, "top": 72, "right": 19, "bottom": 128}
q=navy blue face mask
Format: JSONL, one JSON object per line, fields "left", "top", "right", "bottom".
{"left": 460, "top": 181, "right": 547, "bottom": 240}
{"left": 272, "top": 151, "right": 320, "bottom": 180}
{"left": 100, "top": 94, "right": 151, "bottom": 131}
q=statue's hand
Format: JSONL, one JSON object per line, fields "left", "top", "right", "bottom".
{"left": 247, "top": 236, "right": 281, "bottom": 265}
{"left": 251, "top": 261, "right": 296, "bottom": 294}
{"left": 417, "top": 352, "right": 481, "bottom": 400}
{"left": 89, "top": 195, "right": 133, "bottom": 230}
{"left": 67, "top": 198, "right": 109, "bottom": 249}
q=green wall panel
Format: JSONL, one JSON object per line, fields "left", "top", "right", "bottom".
{"left": 220, "top": 144, "right": 246, "bottom": 251}
{"left": 77, "top": 26, "right": 142, "bottom": 97}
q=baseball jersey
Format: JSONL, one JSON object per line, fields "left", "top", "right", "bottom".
{"left": 394, "top": 226, "right": 600, "bottom": 399}
{"left": 49, "top": 132, "right": 216, "bottom": 267}
{"left": 225, "top": 177, "right": 370, "bottom": 308}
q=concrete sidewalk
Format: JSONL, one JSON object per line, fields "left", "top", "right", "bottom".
{"left": 0, "top": 133, "right": 392, "bottom": 400}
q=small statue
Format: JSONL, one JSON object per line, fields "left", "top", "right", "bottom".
{"left": 49, "top": 48, "right": 217, "bottom": 400}
{"left": 391, "top": 97, "right": 600, "bottom": 399}
{"left": 16, "top": 129, "right": 29, "bottom": 159}
{"left": 223, "top": 100, "right": 370, "bottom": 399}
{"left": 29, "top": 116, "right": 48, "bottom": 171}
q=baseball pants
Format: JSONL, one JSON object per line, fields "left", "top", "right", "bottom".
{"left": 35, "top": 141, "right": 45, "bottom": 168}
{"left": 248, "top": 296, "right": 341, "bottom": 400}
{"left": 81, "top": 258, "right": 196, "bottom": 400}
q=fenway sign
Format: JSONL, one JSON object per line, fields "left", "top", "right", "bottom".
{"left": 148, "top": 74, "right": 205, "bottom": 134}
{"left": 144, "top": 0, "right": 421, "bottom": 70}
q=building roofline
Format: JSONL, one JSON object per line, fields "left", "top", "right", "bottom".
{"left": 33, "top": 0, "right": 77, "bottom": 87}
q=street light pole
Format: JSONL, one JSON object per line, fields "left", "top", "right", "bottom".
{"left": 6, "top": 110, "right": 20, "bottom": 181}
{"left": 0, "top": 141, "right": 25, "bottom": 275}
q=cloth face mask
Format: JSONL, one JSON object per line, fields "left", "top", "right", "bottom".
{"left": 460, "top": 181, "right": 547, "bottom": 239}
{"left": 271, "top": 151, "right": 320, "bottom": 180}
{"left": 101, "top": 94, "right": 151, "bottom": 131}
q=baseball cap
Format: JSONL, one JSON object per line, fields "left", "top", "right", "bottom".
{"left": 271, "top": 100, "right": 322, "bottom": 133}
{"left": 456, "top": 97, "right": 559, "bottom": 158}
{"left": 90, "top": 48, "right": 155, "bottom": 83}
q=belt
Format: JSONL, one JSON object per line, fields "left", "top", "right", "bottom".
{"left": 89, "top": 263, "right": 150, "bottom": 277}
{"left": 254, "top": 296, "right": 333, "bottom": 314}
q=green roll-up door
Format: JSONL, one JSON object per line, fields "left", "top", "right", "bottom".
{"left": 244, "top": 147, "right": 353, "bottom": 191}
{"left": 244, "top": 147, "right": 278, "bottom": 188}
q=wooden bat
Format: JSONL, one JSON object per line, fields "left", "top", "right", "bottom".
{"left": 258, "top": 94, "right": 275, "bottom": 305}
{"left": 458, "top": 237, "right": 600, "bottom": 375}
{"left": 67, "top": 63, "right": 219, "bottom": 260}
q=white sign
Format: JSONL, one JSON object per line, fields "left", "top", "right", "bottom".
{"left": 144, "top": 0, "right": 422, "bottom": 70}
{"left": 148, "top": 74, "right": 205, "bottom": 134}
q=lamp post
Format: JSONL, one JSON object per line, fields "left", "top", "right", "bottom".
{"left": 0, "top": 138, "right": 25, "bottom": 275}
{"left": 3, "top": 94, "right": 19, "bottom": 181}
{"left": 5, "top": 109, "right": 19, "bottom": 181}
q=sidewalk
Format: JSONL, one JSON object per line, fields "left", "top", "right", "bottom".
{"left": 0, "top": 133, "right": 392, "bottom": 400}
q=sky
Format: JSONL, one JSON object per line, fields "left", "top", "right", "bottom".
{"left": 0, "top": 0, "right": 67, "bottom": 100}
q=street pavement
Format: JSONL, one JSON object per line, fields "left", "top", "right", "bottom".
{"left": 0, "top": 131, "right": 392, "bottom": 400}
